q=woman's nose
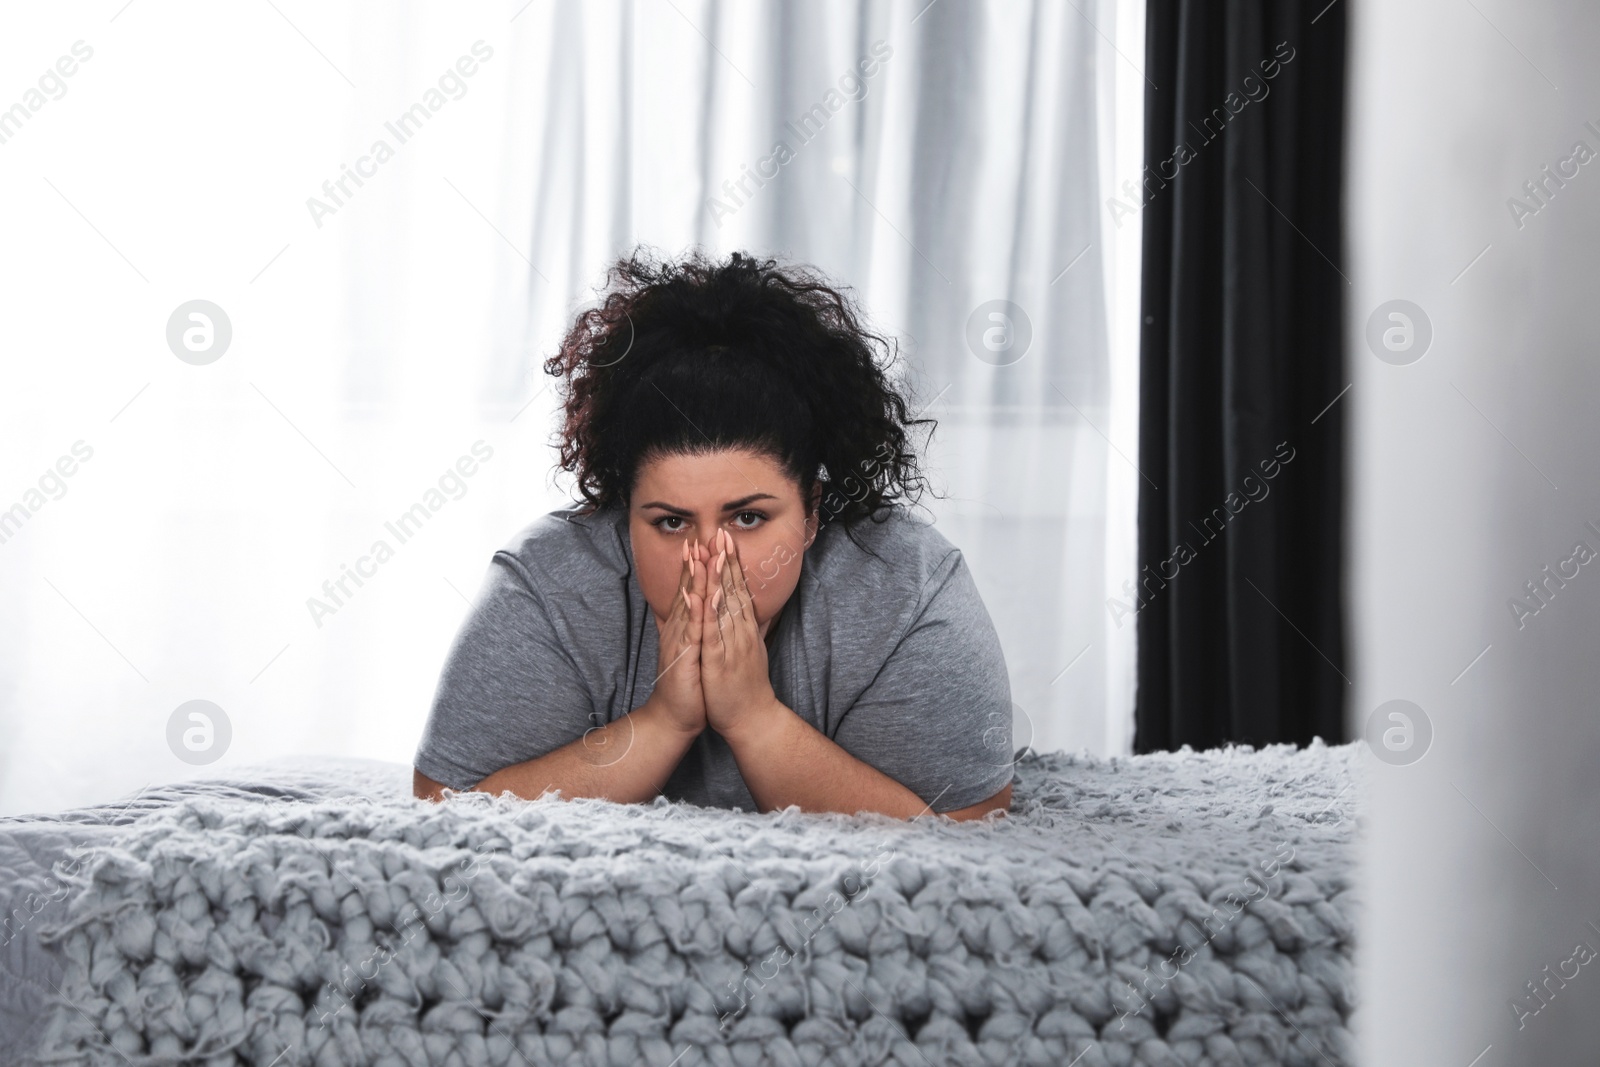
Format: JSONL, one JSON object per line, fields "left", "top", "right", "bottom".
{"left": 696, "top": 529, "right": 726, "bottom": 558}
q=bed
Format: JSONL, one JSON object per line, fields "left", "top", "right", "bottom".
{"left": 0, "top": 741, "right": 1362, "bottom": 1067}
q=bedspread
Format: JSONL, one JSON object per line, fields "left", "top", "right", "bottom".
{"left": 0, "top": 741, "right": 1364, "bottom": 1067}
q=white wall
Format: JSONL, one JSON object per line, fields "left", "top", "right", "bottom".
{"left": 1351, "top": 0, "right": 1600, "bottom": 1060}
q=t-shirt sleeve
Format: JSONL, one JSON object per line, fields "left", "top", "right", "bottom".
{"left": 831, "top": 548, "right": 1016, "bottom": 814}
{"left": 413, "top": 551, "right": 597, "bottom": 792}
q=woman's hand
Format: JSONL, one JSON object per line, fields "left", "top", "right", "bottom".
{"left": 650, "top": 538, "right": 708, "bottom": 735}
{"left": 701, "top": 527, "right": 781, "bottom": 741}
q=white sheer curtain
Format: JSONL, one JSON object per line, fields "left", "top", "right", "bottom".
{"left": 0, "top": 0, "right": 1142, "bottom": 816}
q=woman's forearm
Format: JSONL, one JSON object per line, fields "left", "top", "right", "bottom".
{"left": 721, "top": 697, "right": 935, "bottom": 818}
{"left": 472, "top": 695, "right": 701, "bottom": 804}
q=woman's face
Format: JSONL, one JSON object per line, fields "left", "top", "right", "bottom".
{"left": 629, "top": 447, "right": 819, "bottom": 637}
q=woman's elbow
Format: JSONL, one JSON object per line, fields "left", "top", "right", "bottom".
{"left": 414, "top": 768, "right": 450, "bottom": 802}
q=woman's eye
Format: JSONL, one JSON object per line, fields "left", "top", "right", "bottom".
{"left": 654, "top": 516, "right": 686, "bottom": 533}
{"left": 732, "top": 511, "right": 766, "bottom": 530}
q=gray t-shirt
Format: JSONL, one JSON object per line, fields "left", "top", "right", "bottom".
{"left": 413, "top": 502, "right": 1014, "bottom": 813}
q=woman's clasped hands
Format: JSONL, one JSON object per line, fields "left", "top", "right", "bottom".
{"left": 651, "top": 527, "right": 781, "bottom": 741}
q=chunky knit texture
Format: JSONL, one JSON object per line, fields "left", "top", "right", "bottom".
{"left": 25, "top": 742, "right": 1362, "bottom": 1067}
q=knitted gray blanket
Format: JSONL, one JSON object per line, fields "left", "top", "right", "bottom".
{"left": 13, "top": 741, "right": 1362, "bottom": 1067}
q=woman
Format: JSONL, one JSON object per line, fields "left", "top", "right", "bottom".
{"left": 412, "top": 249, "right": 1014, "bottom": 820}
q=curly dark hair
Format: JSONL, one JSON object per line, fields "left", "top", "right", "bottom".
{"left": 542, "top": 247, "right": 937, "bottom": 546}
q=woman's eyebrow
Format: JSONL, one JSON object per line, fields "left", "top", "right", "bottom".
{"left": 639, "top": 493, "right": 778, "bottom": 515}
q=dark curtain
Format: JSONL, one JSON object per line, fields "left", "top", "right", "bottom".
{"left": 1133, "top": 1, "right": 1348, "bottom": 752}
